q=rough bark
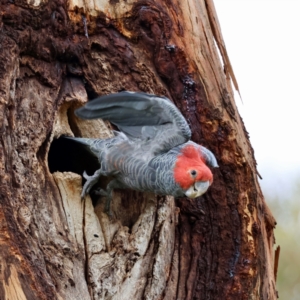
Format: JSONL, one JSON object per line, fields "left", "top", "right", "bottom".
{"left": 0, "top": 0, "right": 277, "bottom": 299}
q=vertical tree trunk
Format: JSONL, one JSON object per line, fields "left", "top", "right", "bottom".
{"left": 0, "top": 0, "right": 277, "bottom": 299}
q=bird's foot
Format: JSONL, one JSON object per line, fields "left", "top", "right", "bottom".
{"left": 94, "top": 188, "right": 108, "bottom": 197}
{"left": 94, "top": 188, "right": 113, "bottom": 218}
{"left": 81, "top": 169, "right": 102, "bottom": 198}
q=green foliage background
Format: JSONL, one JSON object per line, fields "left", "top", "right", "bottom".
{"left": 267, "top": 181, "right": 300, "bottom": 299}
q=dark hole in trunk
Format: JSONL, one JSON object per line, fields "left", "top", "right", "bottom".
{"left": 47, "top": 137, "right": 109, "bottom": 205}
{"left": 47, "top": 102, "right": 108, "bottom": 205}
{"left": 48, "top": 137, "right": 100, "bottom": 175}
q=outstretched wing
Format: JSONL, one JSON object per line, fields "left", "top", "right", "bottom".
{"left": 75, "top": 91, "right": 191, "bottom": 154}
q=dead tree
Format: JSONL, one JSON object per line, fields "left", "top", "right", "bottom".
{"left": 0, "top": 0, "right": 278, "bottom": 299}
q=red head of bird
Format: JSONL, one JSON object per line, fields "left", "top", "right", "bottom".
{"left": 174, "top": 144, "right": 213, "bottom": 198}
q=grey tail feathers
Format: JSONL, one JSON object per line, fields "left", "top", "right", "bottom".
{"left": 62, "top": 136, "right": 99, "bottom": 147}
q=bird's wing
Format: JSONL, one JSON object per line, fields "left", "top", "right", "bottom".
{"left": 75, "top": 91, "right": 191, "bottom": 154}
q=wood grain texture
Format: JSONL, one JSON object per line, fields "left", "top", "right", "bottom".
{"left": 0, "top": 0, "right": 277, "bottom": 299}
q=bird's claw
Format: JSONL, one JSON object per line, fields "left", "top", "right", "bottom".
{"left": 83, "top": 170, "right": 90, "bottom": 181}
{"left": 93, "top": 188, "right": 113, "bottom": 218}
{"left": 81, "top": 182, "right": 91, "bottom": 198}
{"left": 81, "top": 169, "right": 102, "bottom": 198}
{"left": 94, "top": 188, "right": 108, "bottom": 197}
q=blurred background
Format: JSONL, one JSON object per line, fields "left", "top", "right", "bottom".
{"left": 214, "top": 1, "right": 300, "bottom": 298}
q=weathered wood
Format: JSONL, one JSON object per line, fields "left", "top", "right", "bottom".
{"left": 0, "top": 0, "right": 277, "bottom": 299}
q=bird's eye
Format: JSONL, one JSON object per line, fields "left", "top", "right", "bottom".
{"left": 190, "top": 170, "right": 197, "bottom": 177}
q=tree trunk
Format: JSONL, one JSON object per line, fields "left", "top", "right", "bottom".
{"left": 0, "top": 0, "right": 277, "bottom": 299}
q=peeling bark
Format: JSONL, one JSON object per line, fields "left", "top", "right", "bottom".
{"left": 0, "top": 0, "right": 277, "bottom": 299}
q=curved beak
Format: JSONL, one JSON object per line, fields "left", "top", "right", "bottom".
{"left": 184, "top": 181, "right": 210, "bottom": 199}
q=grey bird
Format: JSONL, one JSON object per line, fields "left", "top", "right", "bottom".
{"left": 66, "top": 91, "right": 218, "bottom": 212}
